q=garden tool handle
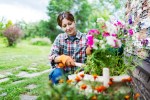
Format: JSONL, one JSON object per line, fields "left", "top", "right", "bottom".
{"left": 57, "top": 62, "right": 85, "bottom": 68}
{"left": 75, "top": 62, "right": 85, "bottom": 67}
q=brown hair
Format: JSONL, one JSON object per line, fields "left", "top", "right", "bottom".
{"left": 57, "top": 11, "right": 75, "bottom": 27}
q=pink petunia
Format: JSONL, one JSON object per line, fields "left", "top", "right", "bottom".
{"left": 113, "top": 21, "right": 124, "bottom": 28}
{"left": 117, "top": 21, "right": 122, "bottom": 26}
{"left": 87, "top": 35, "right": 94, "bottom": 48}
{"left": 128, "top": 29, "right": 134, "bottom": 36}
{"left": 88, "top": 29, "right": 100, "bottom": 36}
{"left": 106, "top": 36, "right": 122, "bottom": 48}
{"left": 111, "top": 33, "right": 117, "bottom": 37}
{"left": 102, "top": 32, "right": 110, "bottom": 37}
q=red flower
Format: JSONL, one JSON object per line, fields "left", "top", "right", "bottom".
{"left": 80, "top": 73, "right": 85, "bottom": 78}
{"left": 80, "top": 84, "right": 87, "bottom": 90}
{"left": 108, "top": 81, "right": 113, "bottom": 86}
{"left": 102, "top": 32, "right": 110, "bottom": 37}
{"left": 95, "top": 86, "right": 106, "bottom": 92}
{"left": 122, "top": 77, "right": 132, "bottom": 82}
{"left": 93, "top": 74, "right": 98, "bottom": 80}
{"left": 127, "top": 77, "right": 132, "bottom": 82}
{"left": 88, "top": 29, "right": 100, "bottom": 36}
{"left": 75, "top": 76, "right": 81, "bottom": 82}
{"left": 110, "top": 78, "right": 113, "bottom": 82}
{"left": 128, "top": 29, "right": 134, "bottom": 36}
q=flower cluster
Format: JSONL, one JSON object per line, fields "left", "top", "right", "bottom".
{"left": 85, "top": 17, "right": 139, "bottom": 76}
{"left": 44, "top": 73, "right": 140, "bottom": 100}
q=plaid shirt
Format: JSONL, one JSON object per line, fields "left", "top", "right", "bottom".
{"left": 49, "top": 31, "right": 87, "bottom": 73}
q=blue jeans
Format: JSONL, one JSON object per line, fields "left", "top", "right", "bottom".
{"left": 49, "top": 68, "right": 65, "bottom": 84}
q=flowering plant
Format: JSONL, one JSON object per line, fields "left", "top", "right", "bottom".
{"left": 39, "top": 73, "right": 140, "bottom": 100}
{"left": 85, "top": 17, "right": 136, "bottom": 76}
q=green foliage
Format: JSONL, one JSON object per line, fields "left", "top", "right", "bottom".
{"left": 0, "top": 40, "right": 50, "bottom": 71}
{"left": 38, "top": 80, "right": 135, "bottom": 100}
{"left": 84, "top": 18, "right": 135, "bottom": 76}
{"left": 0, "top": 40, "right": 51, "bottom": 99}
{"left": 88, "top": 10, "right": 110, "bottom": 30}
{"left": 3, "top": 25, "right": 24, "bottom": 47}
{"left": 38, "top": 83, "right": 85, "bottom": 100}
{"left": 0, "top": 22, "right": 4, "bottom": 31}
{"left": 30, "top": 37, "right": 51, "bottom": 46}
{"left": 23, "top": 20, "right": 50, "bottom": 39}
{"left": 75, "top": 0, "right": 93, "bottom": 32}
{"left": 85, "top": 47, "right": 134, "bottom": 76}
{"left": 5, "top": 20, "right": 13, "bottom": 28}
{"left": 46, "top": 0, "right": 74, "bottom": 42}
{"left": 0, "top": 17, "right": 5, "bottom": 37}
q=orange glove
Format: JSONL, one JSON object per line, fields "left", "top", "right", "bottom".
{"left": 57, "top": 62, "right": 65, "bottom": 68}
{"left": 59, "top": 55, "right": 75, "bottom": 67}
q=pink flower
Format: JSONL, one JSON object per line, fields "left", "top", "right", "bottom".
{"left": 114, "top": 23, "right": 117, "bottom": 26}
{"left": 128, "top": 29, "right": 134, "bottom": 36}
{"left": 106, "top": 36, "right": 122, "bottom": 48}
{"left": 88, "top": 29, "right": 100, "bottom": 36}
{"left": 111, "top": 33, "right": 117, "bottom": 37}
{"left": 117, "top": 21, "right": 122, "bottom": 26}
{"left": 102, "top": 32, "right": 110, "bottom": 37}
{"left": 87, "top": 35, "right": 94, "bottom": 48}
{"left": 113, "top": 21, "right": 124, "bottom": 28}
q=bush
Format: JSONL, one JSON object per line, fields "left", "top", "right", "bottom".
{"left": 3, "top": 25, "right": 23, "bottom": 46}
{"left": 30, "top": 37, "right": 51, "bottom": 46}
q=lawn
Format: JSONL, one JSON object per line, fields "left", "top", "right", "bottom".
{"left": 0, "top": 39, "right": 51, "bottom": 100}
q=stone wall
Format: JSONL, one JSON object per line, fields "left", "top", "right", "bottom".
{"left": 125, "top": 0, "right": 150, "bottom": 99}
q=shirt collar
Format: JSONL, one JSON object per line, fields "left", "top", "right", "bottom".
{"left": 64, "top": 30, "right": 82, "bottom": 40}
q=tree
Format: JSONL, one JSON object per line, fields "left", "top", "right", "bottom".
{"left": 5, "top": 20, "right": 13, "bottom": 28}
{"left": 3, "top": 25, "right": 24, "bottom": 46}
{"left": 0, "top": 17, "right": 6, "bottom": 36}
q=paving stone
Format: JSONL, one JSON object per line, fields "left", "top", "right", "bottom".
{"left": 12, "top": 80, "right": 25, "bottom": 84}
{"left": 0, "top": 78, "right": 9, "bottom": 83}
{"left": 20, "top": 94, "right": 37, "bottom": 100}
{"left": 16, "top": 69, "right": 50, "bottom": 78}
{"left": 0, "top": 92, "right": 7, "bottom": 97}
{"left": 0, "top": 74, "right": 6, "bottom": 79}
{"left": 5, "top": 72, "right": 13, "bottom": 76}
{"left": 25, "top": 84, "right": 37, "bottom": 90}
{"left": 30, "top": 63, "right": 37, "bottom": 67}
{"left": 0, "top": 71, "right": 12, "bottom": 76}
{"left": 16, "top": 71, "right": 29, "bottom": 77}
{"left": 15, "top": 66, "right": 23, "bottom": 70}
{"left": 28, "top": 68, "right": 37, "bottom": 71}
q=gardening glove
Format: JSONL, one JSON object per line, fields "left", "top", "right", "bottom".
{"left": 57, "top": 62, "right": 65, "bottom": 68}
{"left": 59, "top": 55, "right": 75, "bottom": 67}
{"left": 86, "top": 46, "right": 92, "bottom": 55}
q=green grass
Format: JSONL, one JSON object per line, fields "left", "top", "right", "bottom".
{"left": 0, "top": 40, "right": 51, "bottom": 71}
{"left": 0, "top": 38, "right": 51, "bottom": 99}
{"left": 0, "top": 73, "right": 49, "bottom": 100}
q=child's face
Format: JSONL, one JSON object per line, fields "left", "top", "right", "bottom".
{"left": 61, "top": 18, "right": 76, "bottom": 36}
